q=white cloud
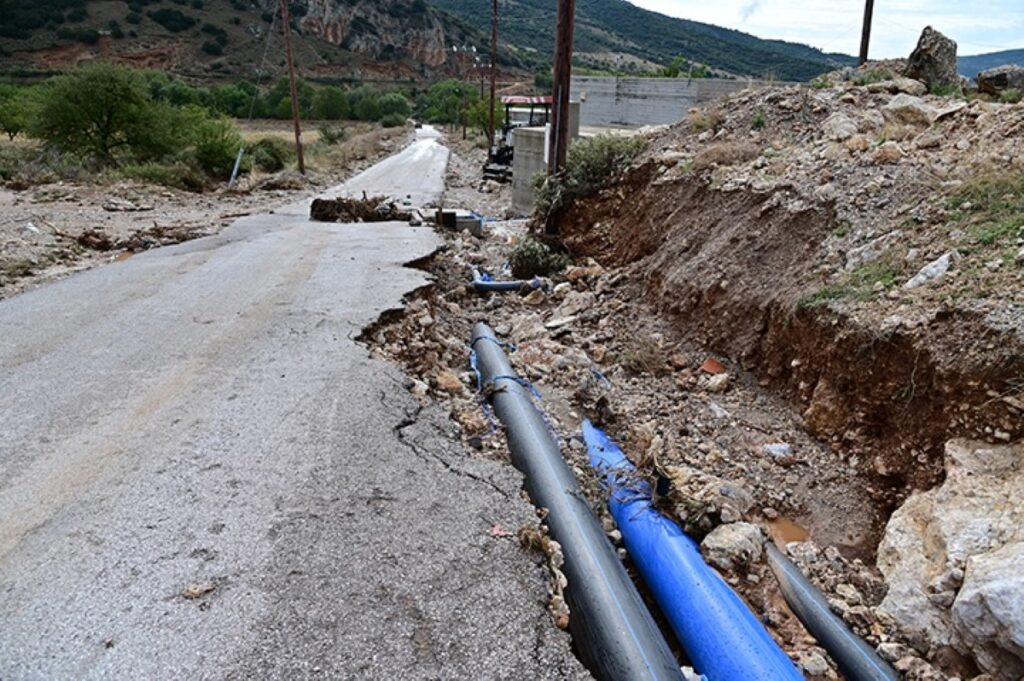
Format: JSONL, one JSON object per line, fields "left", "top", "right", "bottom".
{"left": 626, "top": 0, "right": 1024, "bottom": 58}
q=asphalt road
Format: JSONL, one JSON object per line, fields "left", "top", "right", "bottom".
{"left": 0, "top": 129, "right": 588, "bottom": 680}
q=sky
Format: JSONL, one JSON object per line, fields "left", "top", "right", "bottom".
{"left": 626, "top": 0, "right": 1024, "bottom": 58}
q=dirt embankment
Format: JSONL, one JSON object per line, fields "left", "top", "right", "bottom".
{"left": 560, "top": 88, "right": 1024, "bottom": 518}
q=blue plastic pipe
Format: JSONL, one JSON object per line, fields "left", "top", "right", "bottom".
{"left": 584, "top": 420, "right": 804, "bottom": 681}
{"left": 471, "top": 267, "right": 541, "bottom": 292}
{"left": 472, "top": 324, "right": 685, "bottom": 681}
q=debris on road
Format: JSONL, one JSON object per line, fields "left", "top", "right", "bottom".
{"left": 310, "top": 194, "right": 413, "bottom": 223}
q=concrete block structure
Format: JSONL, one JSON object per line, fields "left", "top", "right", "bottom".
{"left": 510, "top": 102, "right": 581, "bottom": 216}
{"left": 570, "top": 76, "right": 783, "bottom": 128}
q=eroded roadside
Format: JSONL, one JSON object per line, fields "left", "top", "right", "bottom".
{"left": 364, "top": 133, "right": 1020, "bottom": 681}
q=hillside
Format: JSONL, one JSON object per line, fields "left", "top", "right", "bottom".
{"left": 959, "top": 49, "right": 1024, "bottom": 78}
{"left": 430, "top": 0, "right": 857, "bottom": 81}
{"left": 0, "top": 0, "right": 488, "bottom": 82}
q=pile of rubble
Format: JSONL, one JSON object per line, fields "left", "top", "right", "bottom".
{"left": 309, "top": 194, "right": 413, "bottom": 223}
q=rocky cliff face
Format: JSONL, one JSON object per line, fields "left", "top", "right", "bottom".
{"left": 295, "top": 0, "right": 449, "bottom": 67}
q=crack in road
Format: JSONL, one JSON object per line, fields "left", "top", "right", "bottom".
{"left": 386, "top": 393, "right": 513, "bottom": 500}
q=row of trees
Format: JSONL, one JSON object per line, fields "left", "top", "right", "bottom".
{"left": 0, "top": 65, "right": 517, "bottom": 190}
{"left": 140, "top": 74, "right": 413, "bottom": 125}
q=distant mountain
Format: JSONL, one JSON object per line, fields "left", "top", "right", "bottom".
{"left": 958, "top": 50, "right": 1024, "bottom": 78}
{"left": 430, "top": 0, "right": 857, "bottom": 81}
{"left": 0, "top": 0, "right": 489, "bottom": 82}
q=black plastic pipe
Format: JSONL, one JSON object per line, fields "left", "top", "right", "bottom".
{"left": 470, "top": 322, "right": 685, "bottom": 681}
{"left": 765, "top": 542, "right": 899, "bottom": 681}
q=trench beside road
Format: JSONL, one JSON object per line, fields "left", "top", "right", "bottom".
{"left": 0, "top": 128, "right": 586, "bottom": 679}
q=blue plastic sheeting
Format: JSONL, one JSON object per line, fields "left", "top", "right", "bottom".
{"left": 584, "top": 421, "right": 805, "bottom": 681}
{"left": 471, "top": 268, "right": 542, "bottom": 292}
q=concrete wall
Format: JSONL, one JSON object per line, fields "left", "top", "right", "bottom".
{"left": 512, "top": 127, "right": 546, "bottom": 217}
{"left": 510, "top": 102, "right": 582, "bottom": 217}
{"left": 571, "top": 76, "right": 782, "bottom": 128}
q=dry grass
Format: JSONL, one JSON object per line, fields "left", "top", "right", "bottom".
{"left": 689, "top": 107, "right": 726, "bottom": 133}
{"left": 693, "top": 142, "right": 760, "bottom": 171}
{"left": 620, "top": 336, "right": 667, "bottom": 375}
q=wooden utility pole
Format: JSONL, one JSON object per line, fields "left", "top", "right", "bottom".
{"left": 488, "top": 0, "right": 498, "bottom": 155}
{"left": 548, "top": 0, "right": 575, "bottom": 176}
{"left": 859, "top": 0, "right": 875, "bottom": 66}
{"left": 279, "top": 0, "right": 305, "bottom": 174}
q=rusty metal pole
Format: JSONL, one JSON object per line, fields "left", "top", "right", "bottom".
{"left": 548, "top": 0, "right": 575, "bottom": 176}
{"left": 859, "top": 0, "right": 874, "bottom": 66}
{"left": 488, "top": 0, "right": 498, "bottom": 156}
{"left": 279, "top": 0, "right": 305, "bottom": 175}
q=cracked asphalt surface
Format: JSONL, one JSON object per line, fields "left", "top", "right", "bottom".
{"left": 0, "top": 128, "right": 589, "bottom": 680}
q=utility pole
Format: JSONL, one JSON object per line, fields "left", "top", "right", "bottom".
{"left": 279, "top": 0, "right": 305, "bottom": 175}
{"left": 488, "top": 0, "right": 498, "bottom": 155}
{"left": 859, "top": 0, "right": 874, "bottom": 66}
{"left": 548, "top": 0, "right": 575, "bottom": 176}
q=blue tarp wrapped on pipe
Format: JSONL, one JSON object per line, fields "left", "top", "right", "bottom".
{"left": 471, "top": 267, "right": 542, "bottom": 292}
{"left": 584, "top": 420, "right": 805, "bottom": 681}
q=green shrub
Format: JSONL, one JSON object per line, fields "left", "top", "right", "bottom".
{"left": 378, "top": 92, "right": 411, "bottom": 118}
{"left": 929, "top": 82, "right": 962, "bottom": 98}
{"left": 810, "top": 76, "right": 833, "bottom": 90}
{"left": 508, "top": 238, "right": 571, "bottom": 279}
{"left": 56, "top": 26, "right": 99, "bottom": 43}
{"left": 148, "top": 8, "right": 196, "bottom": 32}
{"left": 535, "top": 134, "right": 646, "bottom": 222}
{"left": 853, "top": 69, "right": 890, "bottom": 86}
{"left": 188, "top": 114, "right": 243, "bottom": 179}
{"left": 248, "top": 136, "right": 292, "bottom": 172}
{"left": 120, "top": 162, "right": 207, "bottom": 191}
{"left": 313, "top": 85, "right": 348, "bottom": 120}
{"left": 0, "top": 84, "right": 31, "bottom": 140}
{"left": 0, "top": 146, "right": 91, "bottom": 186}
{"left": 317, "top": 122, "right": 347, "bottom": 145}
{"left": 201, "top": 40, "right": 223, "bottom": 55}
{"left": 752, "top": 110, "right": 766, "bottom": 130}
{"left": 380, "top": 113, "right": 406, "bottom": 128}
{"left": 354, "top": 93, "right": 381, "bottom": 121}
{"left": 1000, "top": 88, "right": 1022, "bottom": 104}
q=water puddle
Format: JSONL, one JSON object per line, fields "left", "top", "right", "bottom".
{"left": 768, "top": 517, "right": 810, "bottom": 546}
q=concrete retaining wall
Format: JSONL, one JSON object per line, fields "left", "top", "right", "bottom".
{"left": 510, "top": 102, "right": 582, "bottom": 217}
{"left": 571, "top": 76, "right": 784, "bottom": 128}
{"left": 512, "top": 127, "right": 546, "bottom": 217}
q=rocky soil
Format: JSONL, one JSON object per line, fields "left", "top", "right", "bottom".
{"left": 0, "top": 123, "right": 409, "bottom": 299}
{"left": 368, "top": 69, "right": 1023, "bottom": 678}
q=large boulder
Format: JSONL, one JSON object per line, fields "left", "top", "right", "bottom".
{"left": 883, "top": 94, "right": 938, "bottom": 126}
{"left": 977, "top": 65, "right": 1024, "bottom": 95}
{"left": 904, "top": 26, "right": 960, "bottom": 92}
{"left": 952, "top": 542, "right": 1024, "bottom": 678}
{"left": 877, "top": 439, "right": 1024, "bottom": 679}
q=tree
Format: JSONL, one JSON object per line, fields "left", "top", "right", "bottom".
{"left": 422, "top": 80, "right": 478, "bottom": 125}
{"left": 0, "top": 85, "right": 31, "bottom": 140}
{"left": 31, "top": 64, "right": 165, "bottom": 164}
{"left": 313, "top": 86, "right": 348, "bottom": 120}
{"left": 466, "top": 97, "right": 504, "bottom": 138}
{"left": 378, "top": 92, "right": 411, "bottom": 119}
{"left": 354, "top": 95, "right": 381, "bottom": 121}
